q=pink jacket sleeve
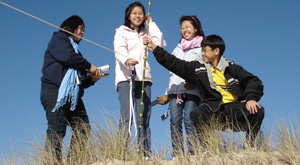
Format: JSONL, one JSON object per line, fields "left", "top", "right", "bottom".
{"left": 114, "top": 28, "right": 130, "bottom": 68}
{"left": 148, "top": 22, "right": 167, "bottom": 50}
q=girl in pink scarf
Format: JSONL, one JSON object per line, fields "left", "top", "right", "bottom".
{"left": 155, "top": 16, "right": 205, "bottom": 158}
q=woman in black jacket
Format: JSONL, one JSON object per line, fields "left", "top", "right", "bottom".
{"left": 40, "top": 15, "right": 102, "bottom": 162}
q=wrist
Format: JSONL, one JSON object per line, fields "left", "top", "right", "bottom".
{"left": 152, "top": 45, "right": 158, "bottom": 51}
{"left": 89, "top": 65, "right": 96, "bottom": 74}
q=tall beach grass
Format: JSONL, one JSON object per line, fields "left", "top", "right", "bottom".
{"left": 1, "top": 110, "right": 299, "bottom": 164}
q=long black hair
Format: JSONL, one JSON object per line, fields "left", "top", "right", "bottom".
{"left": 179, "top": 15, "right": 205, "bottom": 38}
{"left": 60, "top": 15, "right": 84, "bottom": 36}
{"left": 123, "top": 2, "right": 145, "bottom": 33}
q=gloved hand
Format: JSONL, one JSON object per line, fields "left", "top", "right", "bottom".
{"left": 156, "top": 95, "right": 170, "bottom": 105}
{"left": 184, "top": 81, "right": 195, "bottom": 90}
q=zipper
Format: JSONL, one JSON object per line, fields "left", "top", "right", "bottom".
{"left": 136, "top": 30, "right": 144, "bottom": 81}
{"left": 205, "top": 63, "right": 223, "bottom": 111}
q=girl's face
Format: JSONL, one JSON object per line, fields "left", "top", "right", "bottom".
{"left": 129, "top": 6, "right": 145, "bottom": 28}
{"left": 181, "top": 20, "right": 197, "bottom": 41}
{"left": 72, "top": 25, "right": 85, "bottom": 42}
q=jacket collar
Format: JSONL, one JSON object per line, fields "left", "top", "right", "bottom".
{"left": 213, "top": 56, "right": 230, "bottom": 71}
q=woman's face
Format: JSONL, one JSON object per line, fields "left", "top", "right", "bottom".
{"left": 181, "top": 20, "right": 197, "bottom": 41}
{"left": 72, "top": 25, "right": 85, "bottom": 42}
{"left": 129, "top": 6, "right": 145, "bottom": 28}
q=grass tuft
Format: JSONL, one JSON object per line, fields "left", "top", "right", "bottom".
{"left": 1, "top": 110, "right": 300, "bottom": 164}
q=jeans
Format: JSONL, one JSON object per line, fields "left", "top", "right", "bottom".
{"left": 117, "top": 81, "right": 152, "bottom": 156}
{"left": 190, "top": 102, "right": 265, "bottom": 147}
{"left": 168, "top": 94, "right": 200, "bottom": 155}
{"left": 40, "top": 86, "right": 90, "bottom": 162}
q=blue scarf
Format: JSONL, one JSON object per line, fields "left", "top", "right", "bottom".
{"left": 52, "top": 37, "right": 81, "bottom": 112}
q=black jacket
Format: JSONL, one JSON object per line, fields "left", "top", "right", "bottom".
{"left": 41, "top": 31, "right": 94, "bottom": 97}
{"left": 41, "top": 31, "right": 91, "bottom": 88}
{"left": 153, "top": 46, "right": 264, "bottom": 112}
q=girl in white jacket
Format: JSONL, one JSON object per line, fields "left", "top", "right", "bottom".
{"left": 155, "top": 15, "right": 204, "bottom": 157}
{"left": 113, "top": 1, "right": 166, "bottom": 158}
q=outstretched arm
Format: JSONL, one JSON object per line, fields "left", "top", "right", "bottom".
{"left": 143, "top": 36, "right": 199, "bottom": 84}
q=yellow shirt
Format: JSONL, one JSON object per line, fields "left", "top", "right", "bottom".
{"left": 211, "top": 66, "right": 236, "bottom": 104}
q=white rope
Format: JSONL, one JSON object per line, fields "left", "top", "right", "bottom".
{"left": 0, "top": 1, "right": 131, "bottom": 59}
{"left": 1, "top": 1, "right": 139, "bottom": 135}
{"left": 128, "top": 68, "right": 137, "bottom": 137}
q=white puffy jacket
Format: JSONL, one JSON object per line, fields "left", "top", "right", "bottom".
{"left": 114, "top": 22, "right": 166, "bottom": 89}
{"left": 166, "top": 43, "right": 202, "bottom": 97}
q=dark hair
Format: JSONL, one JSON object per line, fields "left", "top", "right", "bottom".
{"left": 60, "top": 15, "right": 84, "bottom": 36}
{"left": 123, "top": 2, "right": 145, "bottom": 33}
{"left": 201, "top": 35, "right": 225, "bottom": 56}
{"left": 179, "top": 15, "right": 205, "bottom": 37}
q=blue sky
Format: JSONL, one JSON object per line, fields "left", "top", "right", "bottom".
{"left": 1, "top": 0, "right": 300, "bottom": 156}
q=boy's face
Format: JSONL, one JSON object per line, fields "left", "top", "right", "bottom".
{"left": 202, "top": 46, "right": 219, "bottom": 65}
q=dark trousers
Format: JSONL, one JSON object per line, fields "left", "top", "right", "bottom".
{"left": 117, "top": 81, "right": 152, "bottom": 156}
{"left": 190, "top": 102, "right": 265, "bottom": 146}
{"left": 40, "top": 86, "right": 91, "bottom": 162}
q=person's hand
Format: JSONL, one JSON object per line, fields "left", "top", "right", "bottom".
{"left": 184, "top": 81, "right": 195, "bottom": 90}
{"left": 125, "top": 59, "right": 139, "bottom": 67}
{"left": 246, "top": 100, "right": 261, "bottom": 114}
{"left": 144, "top": 16, "right": 152, "bottom": 23}
{"left": 91, "top": 69, "right": 102, "bottom": 82}
{"left": 89, "top": 64, "right": 97, "bottom": 75}
{"left": 143, "top": 36, "right": 157, "bottom": 50}
{"left": 156, "top": 95, "right": 170, "bottom": 105}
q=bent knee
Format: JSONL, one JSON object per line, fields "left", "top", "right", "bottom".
{"left": 190, "top": 109, "right": 199, "bottom": 122}
{"left": 256, "top": 106, "right": 265, "bottom": 119}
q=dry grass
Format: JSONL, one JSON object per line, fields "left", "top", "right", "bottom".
{"left": 1, "top": 110, "right": 300, "bottom": 165}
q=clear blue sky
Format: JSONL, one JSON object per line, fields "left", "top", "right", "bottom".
{"left": 1, "top": 0, "right": 300, "bottom": 156}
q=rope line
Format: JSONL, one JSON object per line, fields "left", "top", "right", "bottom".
{"left": 0, "top": 1, "right": 131, "bottom": 58}
{"left": 1, "top": 0, "right": 154, "bottom": 156}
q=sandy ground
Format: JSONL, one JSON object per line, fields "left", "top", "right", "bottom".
{"left": 91, "top": 150, "right": 296, "bottom": 165}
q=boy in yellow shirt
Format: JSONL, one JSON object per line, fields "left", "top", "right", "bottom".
{"left": 144, "top": 34, "right": 265, "bottom": 147}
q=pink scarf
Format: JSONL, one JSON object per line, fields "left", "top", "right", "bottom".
{"left": 181, "top": 35, "right": 203, "bottom": 51}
